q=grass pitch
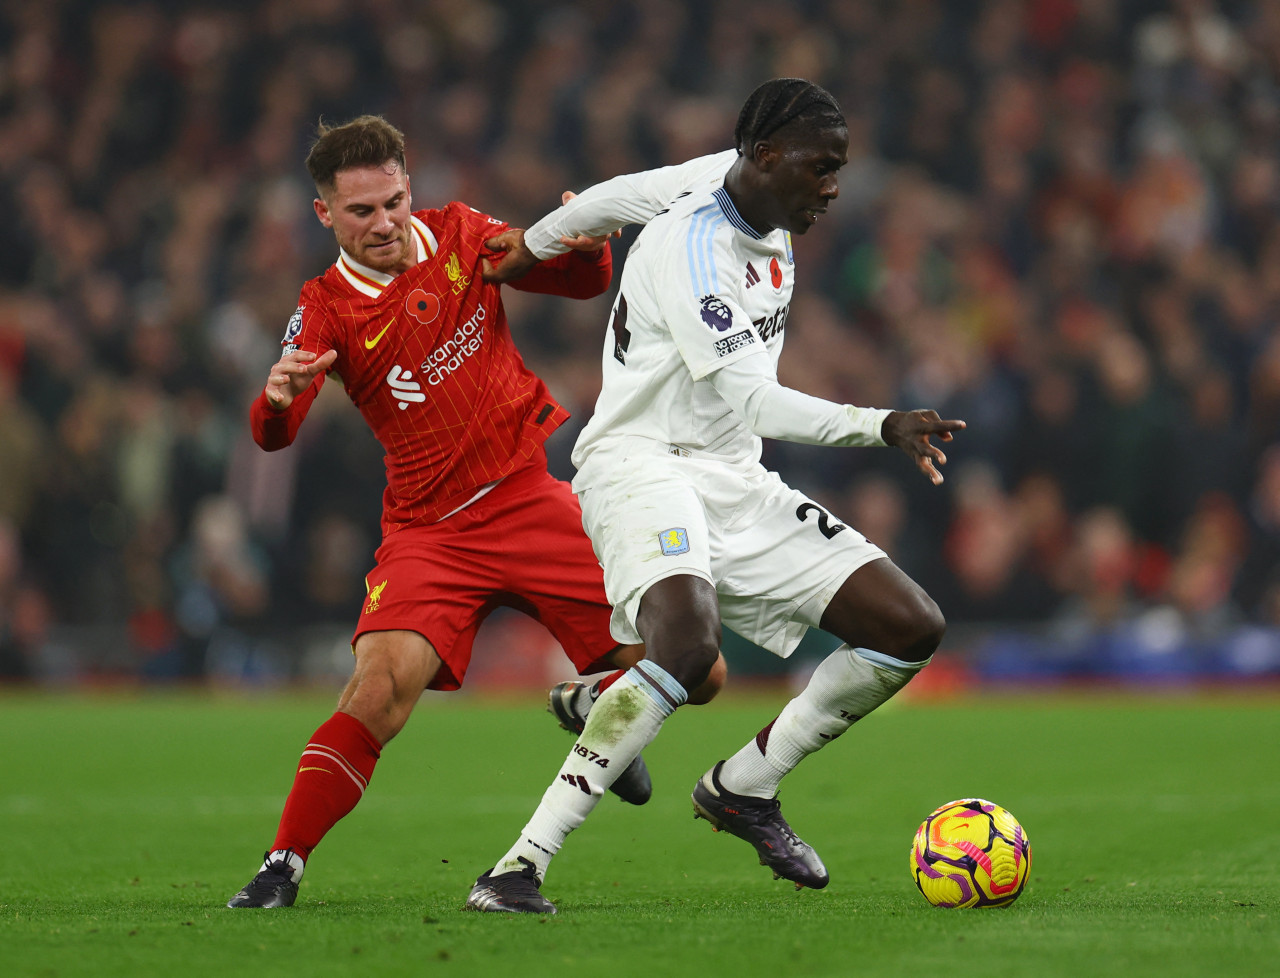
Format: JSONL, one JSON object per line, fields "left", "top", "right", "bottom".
{"left": 1, "top": 687, "right": 1276, "bottom": 977}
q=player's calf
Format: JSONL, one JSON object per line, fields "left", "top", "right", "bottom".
{"left": 548, "top": 680, "right": 652, "bottom": 805}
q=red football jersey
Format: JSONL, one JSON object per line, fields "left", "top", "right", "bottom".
{"left": 250, "top": 202, "right": 611, "bottom": 535}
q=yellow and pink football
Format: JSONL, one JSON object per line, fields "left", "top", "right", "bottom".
{"left": 910, "top": 798, "right": 1031, "bottom": 908}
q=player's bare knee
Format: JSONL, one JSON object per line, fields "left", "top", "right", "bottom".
{"left": 645, "top": 626, "right": 720, "bottom": 695}
{"left": 894, "top": 593, "right": 945, "bottom": 663}
{"left": 341, "top": 652, "right": 427, "bottom": 741}
{"left": 638, "top": 600, "right": 721, "bottom": 691}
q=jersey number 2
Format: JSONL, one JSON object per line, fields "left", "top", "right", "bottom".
{"left": 796, "top": 502, "right": 846, "bottom": 539}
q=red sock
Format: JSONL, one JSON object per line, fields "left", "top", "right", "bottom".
{"left": 595, "top": 670, "right": 624, "bottom": 695}
{"left": 271, "top": 712, "right": 382, "bottom": 861}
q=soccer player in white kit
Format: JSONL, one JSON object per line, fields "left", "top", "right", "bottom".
{"left": 468, "top": 79, "right": 965, "bottom": 913}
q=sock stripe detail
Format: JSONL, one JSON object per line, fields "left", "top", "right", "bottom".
{"left": 630, "top": 662, "right": 687, "bottom": 713}
{"left": 755, "top": 718, "right": 777, "bottom": 756}
{"left": 301, "top": 745, "right": 369, "bottom": 794}
{"left": 853, "top": 647, "right": 930, "bottom": 672}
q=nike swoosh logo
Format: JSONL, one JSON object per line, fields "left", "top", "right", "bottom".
{"left": 364, "top": 320, "right": 393, "bottom": 349}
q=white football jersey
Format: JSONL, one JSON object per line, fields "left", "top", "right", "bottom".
{"left": 572, "top": 183, "right": 796, "bottom": 485}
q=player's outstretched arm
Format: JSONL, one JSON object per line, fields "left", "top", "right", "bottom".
{"left": 484, "top": 151, "right": 737, "bottom": 284}
{"left": 264, "top": 348, "right": 337, "bottom": 411}
{"left": 482, "top": 192, "right": 620, "bottom": 285}
{"left": 880, "top": 410, "right": 967, "bottom": 485}
{"left": 554, "top": 187, "right": 623, "bottom": 253}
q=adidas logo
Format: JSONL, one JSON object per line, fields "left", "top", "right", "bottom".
{"left": 745, "top": 262, "right": 761, "bottom": 288}
{"left": 386, "top": 365, "right": 425, "bottom": 410}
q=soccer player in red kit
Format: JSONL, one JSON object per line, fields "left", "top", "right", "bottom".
{"left": 226, "top": 115, "right": 724, "bottom": 910}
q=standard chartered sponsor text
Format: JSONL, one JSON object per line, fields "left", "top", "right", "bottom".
{"left": 420, "top": 306, "right": 486, "bottom": 385}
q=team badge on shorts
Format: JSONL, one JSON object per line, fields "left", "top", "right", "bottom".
{"left": 365, "top": 579, "right": 388, "bottom": 613}
{"left": 659, "top": 528, "right": 690, "bottom": 555}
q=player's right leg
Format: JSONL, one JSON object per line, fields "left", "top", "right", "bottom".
{"left": 227, "top": 630, "right": 440, "bottom": 908}
{"left": 469, "top": 575, "right": 721, "bottom": 913}
{"left": 476, "top": 461, "right": 724, "bottom": 806}
{"left": 468, "top": 471, "right": 721, "bottom": 913}
{"left": 678, "top": 471, "right": 897, "bottom": 889}
{"left": 547, "top": 646, "right": 728, "bottom": 804}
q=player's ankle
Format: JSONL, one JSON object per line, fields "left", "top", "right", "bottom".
{"left": 263, "top": 848, "right": 306, "bottom": 884}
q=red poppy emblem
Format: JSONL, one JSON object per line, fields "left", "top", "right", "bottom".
{"left": 405, "top": 289, "right": 441, "bottom": 324}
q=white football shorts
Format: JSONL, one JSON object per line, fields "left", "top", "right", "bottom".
{"left": 576, "top": 452, "right": 887, "bottom": 657}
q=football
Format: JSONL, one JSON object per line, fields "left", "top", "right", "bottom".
{"left": 909, "top": 798, "right": 1032, "bottom": 908}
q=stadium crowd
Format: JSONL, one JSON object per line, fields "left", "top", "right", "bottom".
{"left": 1, "top": 0, "right": 1278, "bottom": 683}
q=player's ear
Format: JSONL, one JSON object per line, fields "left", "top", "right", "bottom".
{"left": 313, "top": 196, "right": 333, "bottom": 228}
{"left": 752, "top": 138, "right": 778, "bottom": 171}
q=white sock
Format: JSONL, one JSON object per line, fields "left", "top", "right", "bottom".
{"left": 719, "top": 646, "right": 929, "bottom": 799}
{"left": 578, "top": 680, "right": 603, "bottom": 715}
{"left": 263, "top": 848, "right": 305, "bottom": 883}
{"left": 494, "top": 661, "right": 687, "bottom": 880}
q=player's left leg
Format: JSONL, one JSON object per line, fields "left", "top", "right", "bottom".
{"left": 227, "top": 629, "right": 442, "bottom": 908}
{"left": 691, "top": 480, "right": 942, "bottom": 889}
{"left": 714, "top": 557, "right": 943, "bottom": 803}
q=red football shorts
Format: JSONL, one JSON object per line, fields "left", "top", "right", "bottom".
{"left": 351, "top": 455, "right": 619, "bottom": 691}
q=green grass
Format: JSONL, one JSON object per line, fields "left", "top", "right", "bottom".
{"left": 1, "top": 688, "right": 1277, "bottom": 977}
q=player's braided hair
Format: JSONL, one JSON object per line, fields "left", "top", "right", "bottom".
{"left": 306, "top": 115, "right": 408, "bottom": 194}
{"left": 733, "top": 78, "right": 845, "bottom": 156}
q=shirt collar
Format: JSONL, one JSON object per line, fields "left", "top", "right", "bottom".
{"left": 335, "top": 215, "right": 438, "bottom": 296}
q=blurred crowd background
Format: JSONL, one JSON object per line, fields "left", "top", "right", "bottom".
{"left": 2, "top": 0, "right": 1279, "bottom": 688}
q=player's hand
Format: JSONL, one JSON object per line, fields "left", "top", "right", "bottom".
{"left": 481, "top": 228, "right": 538, "bottom": 284}
{"left": 264, "top": 348, "right": 337, "bottom": 411}
{"left": 881, "top": 409, "right": 966, "bottom": 485}
{"left": 481, "top": 191, "right": 620, "bottom": 284}
{"left": 556, "top": 190, "right": 621, "bottom": 253}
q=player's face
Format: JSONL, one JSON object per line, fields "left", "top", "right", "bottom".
{"left": 314, "top": 162, "right": 415, "bottom": 273}
{"left": 761, "top": 127, "right": 848, "bottom": 235}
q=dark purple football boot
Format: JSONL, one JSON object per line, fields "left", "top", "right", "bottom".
{"left": 692, "top": 761, "right": 829, "bottom": 890}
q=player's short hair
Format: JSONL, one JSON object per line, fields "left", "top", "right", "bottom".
{"left": 733, "top": 79, "right": 845, "bottom": 156}
{"left": 305, "top": 115, "right": 407, "bottom": 195}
